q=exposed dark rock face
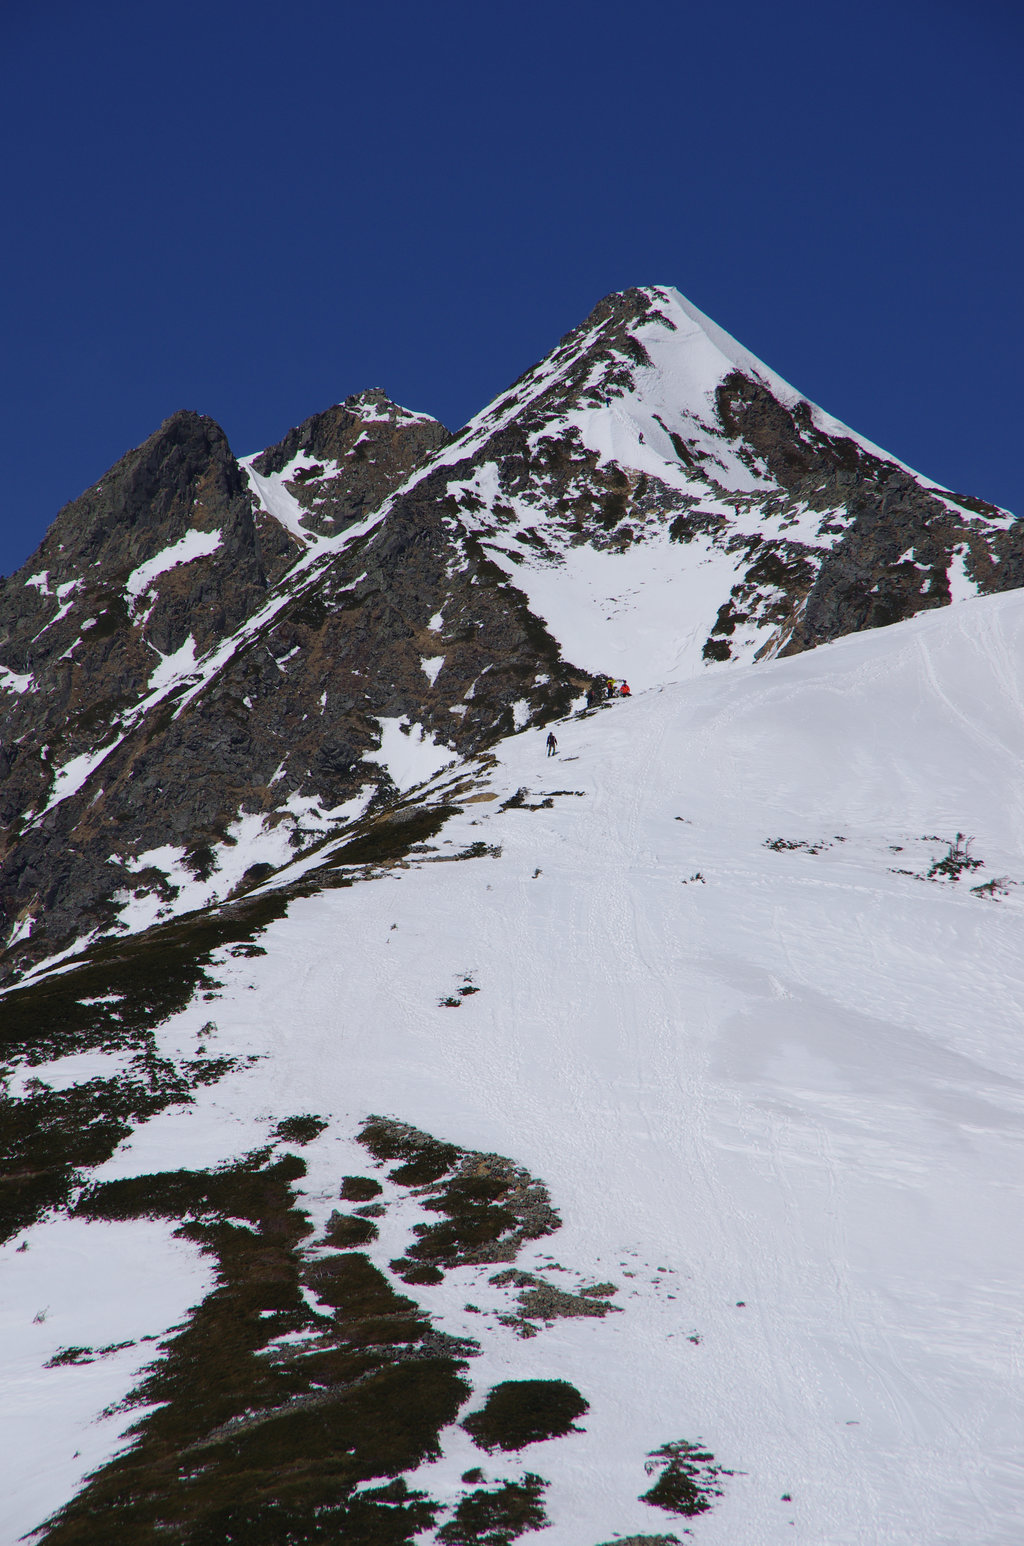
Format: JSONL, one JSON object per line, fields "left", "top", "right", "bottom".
{"left": 0, "top": 394, "right": 587, "bottom": 979}
{"left": 0, "top": 410, "right": 291, "bottom": 838}
{"left": 248, "top": 388, "right": 453, "bottom": 537}
{"left": 0, "top": 285, "right": 1018, "bottom": 980}
{"left": 714, "top": 371, "right": 1024, "bottom": 654}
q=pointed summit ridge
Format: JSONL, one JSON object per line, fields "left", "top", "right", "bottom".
{"left": 416, "top": 282, "right": 1020, "bottom": 687}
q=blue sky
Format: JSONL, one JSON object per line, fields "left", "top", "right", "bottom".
{"left": 2, "top": 0, "right": 1021, "bottom": 577}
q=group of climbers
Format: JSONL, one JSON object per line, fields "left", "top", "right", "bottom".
{"left": 546, "top": 675, "right": 630, "bottom": 757}
{"left": 585, "top": 675, "right": 630, "bottom": 708}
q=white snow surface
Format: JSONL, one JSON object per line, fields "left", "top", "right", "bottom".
{"left": 1, "top": 1218, "right": 214, "bottom": 1542}
{"left": 491, "top": 517, "right": 743, "bottom": 688}
{"left": 242, "top": 453, "right": 323, "bottom": 545}
{"left": 0, "top": 664, "right": 34, "bottom": 694}
{"left": 124, "top": 528, "right": 222, "bottom": 613}
{"left": 145, "top": 633, "right": 201, "bottom": 693}
{"left": 632, "top": 287, "right": 933, "bottom": 487}
{"left": 5, "top": 587, "right": 1024, "bottom": 1542}
{"left": 365, "top": 715, "right": 456, "bottom": 791}
{"left": 40, "top": 744, "right": 118, "bottom": 816}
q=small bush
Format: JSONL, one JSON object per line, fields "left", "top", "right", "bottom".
{"left": 927, "top": 833, "right": 984, "bottom": 883}
{"left": 641, "top": 1439, "right": 730, "bottom": 1517}
{"left": 324, "top": 1210, "right": 379, "bottom": 1248}
{"left": 463, "top": 1380, "right": 588, "bottom": 1452}
{"left": 274, "top": 1114, "right": 328, "bottom": 1145}
{"left": 438, "top": 1474, "right": 548, "bottom": 1545}
{"left": 341, "top": 1175, "right": 384, "bottom": 1202}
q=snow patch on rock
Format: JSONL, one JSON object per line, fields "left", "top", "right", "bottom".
{"left": 366, "top": 717, "right": 455, "bottom": 792}
{"left": 125, "top": 529, "right": 222, "bottom": 614}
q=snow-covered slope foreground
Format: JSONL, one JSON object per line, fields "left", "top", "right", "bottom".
{"left": 5, "top": 589, "right": 1024, "bottom": 1544}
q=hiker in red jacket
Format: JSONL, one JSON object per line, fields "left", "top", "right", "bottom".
{"left": 620, "top": 681, "right": 631, "bottom": 697}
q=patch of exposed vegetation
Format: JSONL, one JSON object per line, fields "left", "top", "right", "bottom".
{"left": 15, "top": 1051, "right": 697, "bottom": 1546}
{"left": 971, "top": 876, "right": 1015, "bottom": 899}
{"left": 273, "top": 1113, "right": 328, "bottom": 1145}
{"left": 884, "top": 832, "right": 1016, "bottom": 894}
{"left": 46, "top": 1342, "right": 133, "bottom": 1367}
{"left": 0, "top": 1051, "right": 244, "bottom": 1246}
{"left": 441, "top": 974, "right": 481, "bottom": 1007}
{"left": 462, "top": 1379, "right": 589, "bottom": 1452}
{"left": 359, "top": 1119, "right": 559, "bottom": 1281}
{"left": 758, "top": 827, "right": 1022, "bottom": 902}
{"left": 501, "top": 788, "right": 553, "bottom": 811}
{"left": 0, "top": 792, "right": 470, "bottom": 1244}
{"left": 328, "top": 805, "right": 458, "bottom": 869}
{"left": 38, "top": 1144, "right": 472, "bottom": 1544}
{"left": 324, "top": 1209, "right": 379, "bottom": 1248}
{"left": 361, "top": 1117, "right": 462, "bottom": 1185}
{"left": 437, "top": 1474, "right": 549, "bottom": 1544}
{"left": 763, "top": 837, "right": 831, "bottom": 854}
{"left": 640, "top": 1439, "right": 732, "bottom": 1518}
{"left": 594, "top": 1536, "right": 680, "bottom": 1545}
{"left": 28, "top": 1113, "right": 629, "bottom": 1542}
{"left": 926, "top": 832, "right": 984, "bottom": 883}
{"left": 501, "top": 786, "right": 586, "bottom": 812}
{"left": 489, "top": 1269, "right": 620, "bottom": 1336}
{"left": 340, "top": 1174, "right": 384, "bottom": 1202}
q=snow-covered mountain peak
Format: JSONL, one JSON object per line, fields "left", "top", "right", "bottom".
{"left": 0, "top": 284, "right": 1021, "bottom": 982}
{"left": 418, "top": 284, "right": 1022, "bottom": 694}
{"left": 4, "top": 285, "right": 1024, "bottom": 1545}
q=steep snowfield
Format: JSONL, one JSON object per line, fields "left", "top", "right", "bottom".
{"left": 6, "top": 588, "right": 1024, "bottom": 1543}
{"left": 633, "top": 287, "right": 926, "bottom": 482}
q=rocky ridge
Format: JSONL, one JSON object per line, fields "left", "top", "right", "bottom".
{"left": 0, "top": 284, "right": 1018, "bottom": 980}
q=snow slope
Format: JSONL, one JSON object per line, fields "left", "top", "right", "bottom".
{"left": 5, "top": 589, "right": 1024, "bottom": 1542}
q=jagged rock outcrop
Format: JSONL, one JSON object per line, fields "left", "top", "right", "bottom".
{"left": 247, "top": 388, "right": 453, "bottom": 538}
{"left": 420, "top": 285, "right": 1021, "bottom": 672}
{"left": 0, "top": 411, "right": 289, "bottom": 828}
{"left": 713, "top": 370, "right": 1024, "bottom": 653}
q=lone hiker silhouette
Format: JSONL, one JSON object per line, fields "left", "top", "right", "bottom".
{"left": 546, "top": 732, "right": 558, "bottom": 757}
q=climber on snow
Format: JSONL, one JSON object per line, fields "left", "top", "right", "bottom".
{"left": 619, "top": 681, "right": 631, "bottom": 697}
{"left": 546, "top": 731, "right": 558, "bottom": 757}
